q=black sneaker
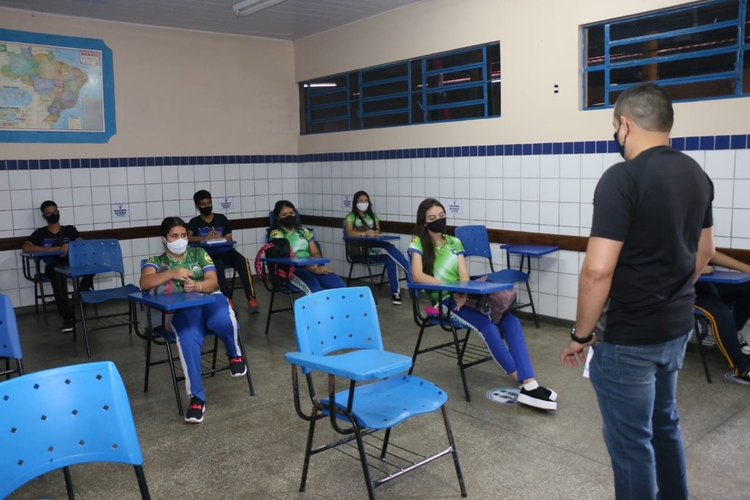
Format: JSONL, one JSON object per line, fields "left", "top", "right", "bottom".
{"left": 229, "top": 356, "right": 247, "bottom": 377}
{"left": 517, "top": 386, "right": 557, "bottom": 411}
{"left": 725, "top": 370, "right": 750, "bottom": 386}
{"left": 61, "top": 319, "right": 75, "bottom": 333}
{"left": 185, "top": 397, "right": 205, "bottom": 423}
{"left": 739, "top": 334, "right": 750, "bottom": 356}
{"left": 392, "top": 293, "right": 402, "bottom": 305}
{"left": 539, "top": 385, "right": 557, "bottom": 402}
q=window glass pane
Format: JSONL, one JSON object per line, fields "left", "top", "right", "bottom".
{"left": 361, "top": 63, "right": 408, "bottom": 84}
{"left": 362, "top": 97, "right": 409, "bottom": 114}
{"left": 585, "top": 25, "right": 605, "bottom": 67}
{"left": 610, "top": 26, "right": 738, "bottom": 64}
{"left": 586, "top": 70, "right": 605, "bottom": 107}
{"left": 425, "top": 48, "right": 484, "bottom": 70}
{"left": 362, "top": 80, "right": 409, "bottom": 98}
{"left": 610, "top": 1, "right": 739, "bottom": 42}
{"left": 610, "top": 52, "right": 736, "bottom": 85}
{"left": 310, "top": 105, "right": 348, "bottom": 122}
{"left": 743, "top": 53, "right": 750, "bottom": 94}
{"left": 427, "top": 103, "right": 486, "bottom": 122}
{"left": 609, "top": 77, "right": 737, "bottom": 105}
{"left": 425, "top": 67, "right": 485, "bottom": 89}
{"left": 310, "top": 89, "right": 349, "bottom": 107}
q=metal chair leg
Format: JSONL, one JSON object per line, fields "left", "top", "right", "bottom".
{"left": 352, "top": 420, "right": 376, "bottom": 500}
{"left": 441, "top": 405, "right": 468, "bottom": 497}
{"left": 264, "top": 289, "right": 276, "bottom": 335}
{"left": 299, "top": 419, "right": 317, "bottom": 492}
{"left": 525, "top": 281, "right": 539, "bottom": 328}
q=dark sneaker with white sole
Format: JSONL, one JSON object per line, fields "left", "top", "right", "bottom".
{"left": 725, "top": 370, "right": 750, "bottom": 386}
{"left": 392, "top": 293, "right": 402, "bottom": 305}
{"left": 539, "top": 385, "right": 557, "bottom": 402}
{"left": 185, "top": 397, "right": 205, "bottom": 423}
{"left": 517, "top": 386, "right": 557, "bottom": 411}
{"left": 739, "top": 334, "right": 750, "bottom": 356}
{"left": 61, "top": 319, "right": 75, "bottom": 333}
{"left": 229, "top": 356, "right": 247, "bottom": 377}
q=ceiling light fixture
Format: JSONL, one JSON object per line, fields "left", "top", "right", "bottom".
{"left": 303, "top": 83, "right": 337, "bottom": 88}
{"left": 233, "top": 0, "right": 287, "bottom": 17}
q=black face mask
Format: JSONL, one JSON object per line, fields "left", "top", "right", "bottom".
{"left": 199, "top": 206, "right": 213, "bottom": 216}
{"left": 426, "top": 218, "right": 447, "bottom": 234}
{"left": 279, "top": 215, "right": 296, "bottom": 228}
{"left": 44, "top": 213, "right": 60, "bottom": 224}
{"left": 613, "top": 123, "right": 627, "bottom": 159}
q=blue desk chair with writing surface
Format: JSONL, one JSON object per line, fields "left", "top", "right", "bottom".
{"left": 0, "top": 361, "right": 151, "bottom": 499}
{"left": 0, "top": 294, "right": 25, "bottom": 379}
{"left": 66, "top": 239, "right": 140, "bottom": 358}
{"left": 285, "top": 287, "right": 467, "bottom": 500}
{"left": 454, "top": 225, "right": 538, "bottom": 326}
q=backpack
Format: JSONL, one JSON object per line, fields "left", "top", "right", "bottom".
{"left": 254, "top": 238, "right": 295, "bottom": 287}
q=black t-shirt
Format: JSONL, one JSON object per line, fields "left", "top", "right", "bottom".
{"left": 188, "top": 213, "right": 232, "bottom": 254}
{"left": 591, "top": 146, "right": 713, "bottom": 345}
{"left": 26, "top": 225, "right": 81, "bottom": 265}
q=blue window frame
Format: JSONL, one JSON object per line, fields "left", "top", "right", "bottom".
{"left": 299, "top": 42, "right": 500, "bottom": 134}
{"left": 582, "top": 0, "right": 750, "bottom": 108}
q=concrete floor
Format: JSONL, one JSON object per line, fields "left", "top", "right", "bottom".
{"left": 5, "top": 285, "right": 750, "bottom": 500}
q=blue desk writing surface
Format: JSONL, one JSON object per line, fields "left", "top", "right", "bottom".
{"left": 343, "top": 235, "right": 400, "bottom": 242}
{"left": 128, "top": 291, "right": 215, "bottom": 311}
{"left": 55, "top": 264, "right": 115, "bottom": 277}
{"left": 20, "top": 250, "right": 66, "bottom": 259}
{"left": 190, "top": 240, "right": 236, "bottom": 249}
{"left": 698, "top": 271, "right": 750, "bottom": 284}
{"left": 408, "top": 280, "right": 512, "bottom": 295}
{"left": 262, "top": 257, "right": 330, "bottom": 266}
{"left": 501, "top": 245, "right": 559, "bottom": 257}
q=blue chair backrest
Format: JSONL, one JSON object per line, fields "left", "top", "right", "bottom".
{"left": 68, "top": 239, "right": 126, "bottom": 274}
{"left": 0, "top": 361, "right": 144, "bottom": 498}
{"left": 455, "top": 225, "right": 492, "bottom": 261}
{"left": 293, "top": 287, "right": 384, "bottom": 364}
{"left": 0, "top": 295, "right": 22, "bottom": 360}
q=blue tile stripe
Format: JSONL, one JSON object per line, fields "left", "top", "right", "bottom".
{"left": 1, "top": 135, "right": 748, "bottom": 169}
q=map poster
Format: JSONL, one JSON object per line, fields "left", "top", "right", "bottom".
{"left": 0, "top": 29, "right": 116, "bottom": 143}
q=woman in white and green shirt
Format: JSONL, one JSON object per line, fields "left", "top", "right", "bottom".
{"left": 345, "top": 190, "right": 409, "bottom": 305}
{"left": 409, "top": 198, "right": 557, "bottom": 411}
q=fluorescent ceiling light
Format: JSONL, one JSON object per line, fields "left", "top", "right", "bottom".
{"left": 304, "top": 83, "right": 337, "bottom": 88}
{"left": 233, "top": 0, "right": 287, "bottom": 17}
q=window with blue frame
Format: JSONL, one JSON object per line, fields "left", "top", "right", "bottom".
{"left": 299, "top": 42, "right": 501, "bottom": 134}
{"left": 583, "top": 0, "right": 750, "bottom": 108}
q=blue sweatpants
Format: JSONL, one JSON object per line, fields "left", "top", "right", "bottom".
{"left": 171, "top": 292, "right": 240, "bottom": 402}
{"left": 370, "top": 241, "right": 409, "bottom": 295}
{"left": 290, "top": 268, "right": 346, "bottom": 294}
{"left": 444, "top": 301, "right": 535, "bottom": 382}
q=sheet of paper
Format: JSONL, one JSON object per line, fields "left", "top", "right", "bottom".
{"left": 583, "top": 346, "right": 594, "bottom": 378}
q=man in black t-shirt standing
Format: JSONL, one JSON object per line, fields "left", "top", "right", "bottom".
{"left": 187, "top": 190, "right": 259, "bottom": 313}
{"left": 22, "top": 200, "right": 95, "bottom": 333}
{"left": 561, "top": 83, "right": 714, "bottom": 500}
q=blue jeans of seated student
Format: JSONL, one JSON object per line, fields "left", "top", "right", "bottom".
{"left": 370, "top": 241, "right": 409, "bottom": 295}
{"left": 444, "top": 301, "right": 534, "bottom": 381}
{"left": 590, "top": 333, "right": 690, "bottom": 500}
{"left": 170, "top": 293, "right": 241, "bottom": 402}
{"left": 290, "top": 268, "right": 346, "bottom": 295}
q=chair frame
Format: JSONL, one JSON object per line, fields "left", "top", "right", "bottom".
{"left": 344, "top": 226, "right": 388, "bottom": 305}
{"left": 21, "top": 254, "right": 56, "bottom": 325}
{"left": 134, "top": 303, "right": 255, "bottom": 417}
{"left": 287, "top": 288, "right": 467, "bottom": 500}
{"left": 693, "top": 307, "right": 715, "bottom": 383}
{"left": 0, "top": 294, "right": 25, "bottom": 380}
{"left": 261, "top": 259, "right": 301, "bottom": 335}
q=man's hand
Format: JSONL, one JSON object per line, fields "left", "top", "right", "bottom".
{"left": 560, "top": 340, "right": 592, "bottom": 367}
{"left": 60, "top": 243, "right": 69, "bottom": 256}
{"left": 701, "top": 265, "right": 714, "bottom": 275}
{"left": 453, "top": 293, "right": 467, "bottom": 311}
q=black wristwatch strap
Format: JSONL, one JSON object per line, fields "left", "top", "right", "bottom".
{"left": 570, "top": 326, "right": 594, "bottom": 344}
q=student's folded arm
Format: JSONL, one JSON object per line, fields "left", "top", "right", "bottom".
{"left": 345, "top": 221, "right": 360, "bottom": 237}
{"left": 457, "top": 254, "right": 470, "bottom": 282}
{"left": 200, "top": 269, "right": 219, "bottom": 292}
{"left": 709, "top": 248, "right": 749, "bottom": 273}
{"left": 409, "top": 252, "right": 443, "bottom": 284}
{"left": 139, "top": 266, "right": 174, "bottom": 291}
{"left": 22, "top": 241, "right": 58, "bottom": 253}
{"left": 694, "top": 226, "right": 716, "bottom": 282}
{"left": 187, "top": 229, "right": 203, "bottom": 243}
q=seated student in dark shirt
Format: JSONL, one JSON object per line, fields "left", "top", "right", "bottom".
{"left": 21, "top": 200, "right": 95, "bottom": 333}
{"left": 187, "top": 190, "right": 259, "bottom": 313}
{"left": 695, "top": 250, "right": 750, "bottom": 385}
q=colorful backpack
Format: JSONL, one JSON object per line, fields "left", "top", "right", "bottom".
{"left": 254, "top": 238, "right": 295, "bottom": 286}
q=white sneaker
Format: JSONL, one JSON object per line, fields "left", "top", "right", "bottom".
{"left": 739, "top": 334, "right": 750, "bottom": 356}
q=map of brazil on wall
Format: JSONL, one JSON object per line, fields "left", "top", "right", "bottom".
{"left": 0, "top": 29, "right": 116, "bottom": 143}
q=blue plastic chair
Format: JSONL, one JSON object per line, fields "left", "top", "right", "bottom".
{"left": 405, "top": 259, "right": 492, "bottom": 402}
{"left": 0, "top": 361, "right": 151, "bottom": 499}
{"left": 0, "top": 294, "right": 24, "bottom": 379}
{"left": 285, "top": 287, "right": 467, "bottom": 500}
{"left": 454, "top": 225, "right": 537, "bottom": 326}
{"left": 67, "top": 239, "right": 140, "bottom": 357}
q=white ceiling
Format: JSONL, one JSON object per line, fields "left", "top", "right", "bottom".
{"left": 0, "top": 0, "right": 425, "bottom": 40}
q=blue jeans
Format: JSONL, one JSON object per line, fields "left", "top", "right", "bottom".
{"left": 590, "top": 333, "right": 690, "bottom": 500}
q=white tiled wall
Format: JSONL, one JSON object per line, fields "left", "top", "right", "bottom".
{"left": 299, "top": 149, "right": 750, "bottom": 321}
{"left": 0, "top": 163, "right": 298, "bottom": 308}
{"left": 2, "top": 148, "right": 749, "bottom": 322}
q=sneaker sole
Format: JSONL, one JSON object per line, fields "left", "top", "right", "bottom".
{"left": 725, "top": 372, "right": 750, "bottom": 386}
{"left": 741, "top": 347, "right": 750, "bottom": 356}
{"left": 248, "top": 308, "right": 260, "bottom": 314}
{"left": 546, "top": 389, "right": 558, "bottom": 402}
{"left": 231, "top": 368, "right": 248, "bottom": 378}
{"left": 517, "top": 393, "right": 557, "bottom": 411}
{"left": 61, "top": 327, "right": 74, "bottom": 333}
{"left": 185, "top": 406, "right": 206, "bottom": 424}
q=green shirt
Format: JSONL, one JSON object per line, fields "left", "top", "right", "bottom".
{"left": 269, "top": 226, "right": 315, "bottom": 258}
{"left": 346, "top": 211, "right": 380, "bottom": 231}
{"left": 143, "top": 247, "right": 217, "bottom": 293}
{"left": 408, "top": 235, "right": 465, "bottom": 303}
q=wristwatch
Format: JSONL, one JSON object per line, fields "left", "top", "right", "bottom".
{"left": 570, "top": 326, "right": 594, "bottom": 344}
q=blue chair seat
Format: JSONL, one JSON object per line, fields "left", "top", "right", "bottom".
{"left": 486, "top": 268, "right": 529, "bottom": 283}
{"left": 80, "top": 284, "right": 140, "bottom": 304}
{"left": 322, "top": 375, "right": 447, "bottom": 430}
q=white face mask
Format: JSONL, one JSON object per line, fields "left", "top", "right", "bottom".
{"left": 163, "top": 236, "right": 188, "bottom": 255}
{"left": 356, "top": 202, "right": 369, "bottom": 212}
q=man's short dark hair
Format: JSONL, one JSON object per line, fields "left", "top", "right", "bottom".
{"left": 614, "top": 83, "right": 674, "bottom": 132}
{"left": 40, "top": 200, "right": 57, "bottom": 213}
{"left": 193, "top": 190, "right": 211, "bottom": 206}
